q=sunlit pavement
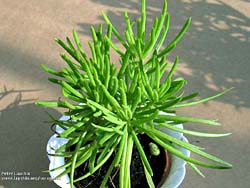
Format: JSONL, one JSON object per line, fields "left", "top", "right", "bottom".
{"left": 0, "top": 0, "right": 249, "bottom": 187}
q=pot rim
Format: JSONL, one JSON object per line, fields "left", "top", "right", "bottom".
{"left": 46, "top": 115, "right": 190, "bottom": 188}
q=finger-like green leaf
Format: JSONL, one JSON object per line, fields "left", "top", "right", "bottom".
{"left": 73, "top": 143, "right": 116, "bottom": 182}
{"left": 147, "top": 132, "right": 232, "bottom": 169}
{"left": 35, "top": 101, "right": 59, "bottom": 107}
{"left": 40, "top": 64, "right": 62, "bottom": 77}
{"left": 188, "top": 162, "right": 205, "bottom": 178}
{"left": 97, "top": 135, "right": 119, "bottom": 164}
{"left": 55, "top": 38, "right": 80, "bottom": 62}
{"left": 62, "top": 88, "right": 84, "bottom": 103}
{"left": 70, "top": 132, "right": 86, "bottom": 188}
{"left": 72, "top": 29, "right": 88, "bottom": 62}
{"left": 140, "top": 0, "right": 146, "bottom": 39}
{"left": 91, "top": 123, "right": 124, "bottom": 135}
{"left": 158, "top": 123, "right": 231, "bottom": 138}
{"left": 54, "top": 147, "right": 92, "bottom": 179}
{"left": 61, "top": 81, "right": 84, "bottom": 99}
{"left": 89, "top": 146, "right": 98, "bottom": 173}
{"left": 105, "top": 36, "right": 124, "bottom": 55}
{"left": 120, "top": 134, "right": 133, "bottom": 188}
{"left": 143, "top": 0, "right": 167, "bottom": 57}
{"left": 132, "top": 131, "right": 153, "bottom": 176}
{"left": 146, "top": 127, "right": 232, "bottom": 168}
{"left": 59, "top": 121, "right": 86, "bottom": 138}
{"left": 156, "top": 13, "right": 170, "bottom": 51}
{"left": 173, "top": 88, "right": 233, "bottom": 108}
{"left": 156, "top": 114, "right": 221, "bottom": 126}
{"left": 159, "top": 17, "right": 191, "bottom": 57}
{"left": 133, "top": 109, "right": 159, "bottom": 124}
{"left": 102, "top": 12, "right": 128, "bottom": 48}
{"left": 124, "top": 11, "right": 135, "bottom": 45}
{"left": 159, "top": 56, "right": 179, "bottom": 96}
{"left": 161, "top": 80, "right": 186, "bottom": 100}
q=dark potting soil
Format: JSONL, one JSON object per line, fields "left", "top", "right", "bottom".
{"left": 71, "top": 134, "right": 167, "bottom": 188}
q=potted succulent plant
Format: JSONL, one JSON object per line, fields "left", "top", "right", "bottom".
{"left": 36, "top": 0, "right": 232, "bottom": 187}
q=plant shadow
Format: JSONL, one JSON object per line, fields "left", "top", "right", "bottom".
{"left": 0, "top": 88, "right": 61, "bottom": 188}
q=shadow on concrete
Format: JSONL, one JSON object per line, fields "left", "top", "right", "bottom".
{"left": 0, "top": 88, "right": 61, "bottom": 188}
{"left": 181, "top": 110, "right": 250, "bottom": 188}
{"left": 168, "top": 0, "right": 250, "bottom": 109}
{"left": 77, "top": 0, "right": 250, "bottom": 108}
{"left": 0, "top": 42, "right": 63, "bottom": 90}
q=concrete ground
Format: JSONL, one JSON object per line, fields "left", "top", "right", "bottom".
{"left": 0, "top": 0, "right": 249, "bottom": 187}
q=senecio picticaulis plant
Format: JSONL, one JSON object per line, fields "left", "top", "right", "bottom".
{"left": 36, "top": 0, "right": 232, "bottom": 187}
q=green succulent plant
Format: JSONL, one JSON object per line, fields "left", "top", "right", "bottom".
{"left": 36, "top": 0, "right": 232, "bottom": 187}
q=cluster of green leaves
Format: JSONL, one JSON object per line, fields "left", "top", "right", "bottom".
{"left": 36, "top": 0, "right": 232, "bottom": 187}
